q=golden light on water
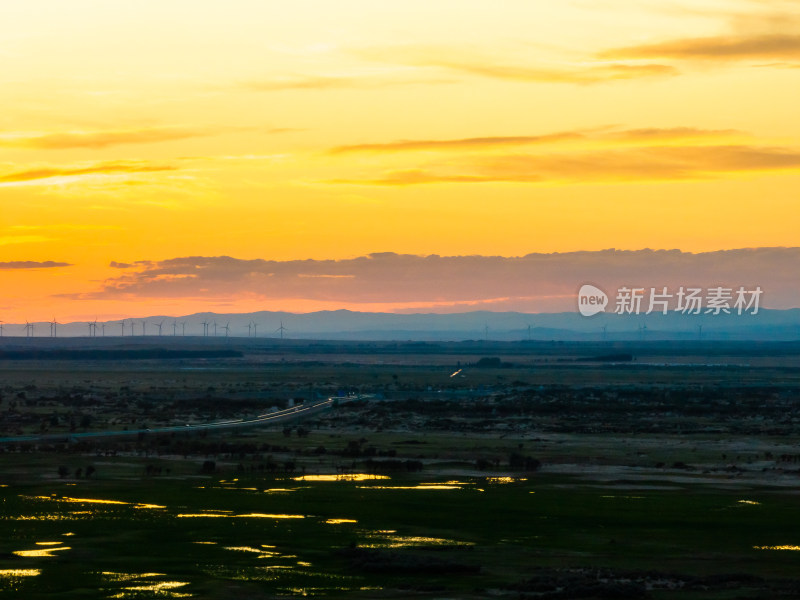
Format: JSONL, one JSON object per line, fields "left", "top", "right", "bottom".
{"left": 224, "top": 546, "right": 279, "bottom": 558}
{"left": 324, "top": 518, "right": 357, "bottom": 525}
{"left": 0, "top": 570, "right": 41, "bottom": 578}
{"left": 293, "top": 474, "right": 389, "bottom": 482}
{"left": 361, "top": 534, "right": 474, "bottom": 549}
{"left": 13, "top": 546, "right": 71, "bottom": 557}
{"left": 55, "top": 497, "right": 128, "bottom": 505}
{"left": 358, "top": 485, "right": 461, "bottom": 490}
{"left": 177, "top": 513, "right": 304, "bottom": 519}
{"left": 238, "top": 513, "right": 305, "bottom": 519}
{"left": 101, "top": 572, "right": 167, "bottom": 582}
{"left": 109, "top": 580, "right": 191, "bottom": 599}
{"left": 12, "top": 511, "right": 92, "bottom": 521}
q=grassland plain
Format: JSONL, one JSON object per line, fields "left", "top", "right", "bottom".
{"left": 1, "top": 340, "right": 800, "bottom": 598}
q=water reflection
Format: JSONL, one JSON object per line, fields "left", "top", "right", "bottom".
{"left": 324, "top": 518, "right": 357, "bottom": 524}
{"left": 23, "top": 494, "right": 164, "bottom": 510}
{"left": 358, "top": 484, "right": 461, "bottom": 490}
{"left": 0, "top": 570, "right": 40, "bottom": 578}
{"left": 101, "top": 572, "right": 166, "bottom": 581}
{"left": 11, "top": 511, "right": 91, "bottom": 521}
{"left": 293, "top": 474, "right": 389, "bottom": 482}
{"left": 177, "top": 512, "right": 304, "bottom": 519}
{"left": 28, "top": 495, "right": 128, "bottom": 505}
{"left": 108, "top": 581, "right": 191, "bottom": 599}
{"left": 225, "top": 546, "right": 280, "bottom": 558}
{"left": 100, "top": 573, "right": 192, "bottom": 598}
{"left": 239, "top": 513, "right": 304, "bottom": 519}
{"left": 13, "top": 546, "right": 71, "bottom": 557}
{"left": 486, "top": 477, "right": 527, "bottom": 484}
{"left": 754, "top": 545, "right": 800, "bottom": 551}
{"left": 361, "top": 533, "right": 474, "bottom": 549}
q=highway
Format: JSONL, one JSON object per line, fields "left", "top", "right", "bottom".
{"left": 0, "top": 396, "right": 337, "bottom": 444}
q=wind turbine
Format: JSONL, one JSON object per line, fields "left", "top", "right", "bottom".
{"left": 172, "top": 321, "right": 177, "bottom": 336}
{"left": 142, "top": 321, "right": 147, "bottom": 336}
{"left": 119, "top": 321, "right": 125, "bottom": 336}
{"left": 275, "top": 321, "right": 287, "bottom": 339}
{"left": 212, "top": 321, "right": 217, "bottom": 337}
{"left": 180, "top": 321, "right": 186, "bottom": 336}
{"left": 50, "top": 317, "right": 58, "bottom": 338}
{"left": 601, "top": 324, "right": 608, "bottom": 341}
{"left": 221, "top": 322, "right": 230, "bottom": 338}
{"left": 0, "top": 321, "right": 4, "bottom": 337}
{"left": 154, "top": 321, "right": 164, "bottom": 336}
{"left": 86, "top": 321, "right": 94, "bottom": 337}
{"left": 101, "top": 323, "right": 106, "bottom": 337}
{"left": 252, "top": 321, "right": 258, "bottom": 337}
{"left": 246, "top": 322, "right": 252, "bottom": 337}
{"left": 484, "top": 323, "right": 489, "bottom": 341}
{"left": 201, "top": 320, "right": 209, "bottom": 337}
{"left": 25, "top": 320, "right": 34, "bottom": 338}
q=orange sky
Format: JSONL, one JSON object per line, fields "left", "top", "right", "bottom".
{"left": 1, "top": 0, "right": 799, "bottom": 322}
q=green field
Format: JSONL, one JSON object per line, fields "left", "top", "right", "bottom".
{"left": 3, "top": 462, "right": 800, "bottom": 598}
{"left": 2, "top": 341, "right": 800, "bottom": 598}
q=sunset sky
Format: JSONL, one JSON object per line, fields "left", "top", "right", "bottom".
{"left": 2, "top": 0, "right": 799, "bottom": 323}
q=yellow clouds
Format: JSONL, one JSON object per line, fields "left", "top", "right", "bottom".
{"left": 241, "top": 74, "right": 448, "bottom": 91}
{"left": 409, "top": 59, "right": 677, "bottom": 85}
{"left": 0, "top": 235, "right": 53, "bottom": 247}
{"left": 329, "top": 128, "right": 741, "bottom": 155}
{"left": 0, "top": 127, "right": 213, "bottom": 150}
{"left": 0, "top": 160, "right": 177, "bottom": 187}
{"left": 356, "top": 45, "right": 678, "bottom": 85}
{"left": 601, "top": 34, "right": 800, "bottom": 62}
{"left": 326, "top": 128, "right": 799, "bottom": 185}
{"left": 329, "top": 132, "right": 585, "bottom": 154}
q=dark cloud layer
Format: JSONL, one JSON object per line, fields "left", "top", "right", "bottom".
{"left": 87, "top": 249, "right": 800, "bottom": 311}
{"left": 0, "top": 261, "right": 72, "bottom": 269}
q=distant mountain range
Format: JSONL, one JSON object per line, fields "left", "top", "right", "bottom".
{"left": 2, "top": 308, "right": 799, "bottom": 341}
